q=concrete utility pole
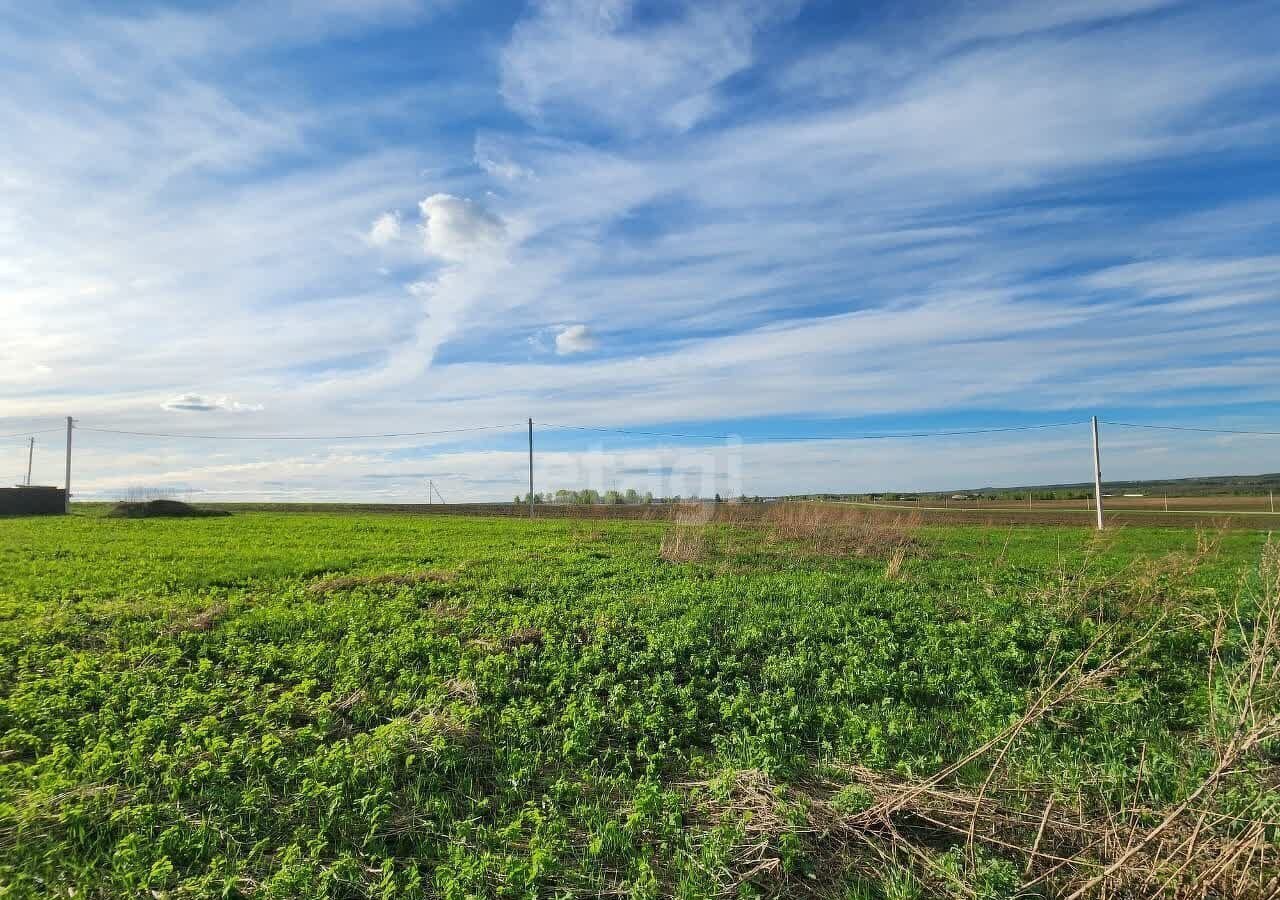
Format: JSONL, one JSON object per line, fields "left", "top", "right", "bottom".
{"left": 26, "top": 437, "right": 34, "bottom": 486}
{"left": 1091, "top": 416, "right": 1104, "bottom": 531}
{"left": 527, "top": 418, "right": 534, "bottom": 519}
{"left": 64, "top": 417, "right": 73, "bottom": 515}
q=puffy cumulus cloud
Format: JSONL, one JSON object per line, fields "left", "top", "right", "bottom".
{"left": 367, "top": 211, "right": 401, "bottom": 246}
{"left": 162, "top": 393, "right": 264, "bottom": 413}
{"left": 555, "top": 323, "right": 597, "bottom": 355}
{"left": 418, "top": 193, "right": 506, "bottom": 262}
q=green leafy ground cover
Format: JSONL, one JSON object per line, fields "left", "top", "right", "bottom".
{"left": 0, "top": 512, "right": 1276, "bottom": 898}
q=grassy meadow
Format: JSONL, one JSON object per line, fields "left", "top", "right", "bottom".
{"left": 0, "top": 509, "right": 1276, "bottom": 898}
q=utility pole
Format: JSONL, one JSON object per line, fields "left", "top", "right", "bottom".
{"left": 527, "top": 418, "right": 534, "bottom": 519}
{"left": 1091, "top": 416, "right": 1104, "bottom": 531}
{"left": 64, "top": 417, "right": 73, "bottom": 515}
{"left": 26, "top": 437, "right": 34, "bottom": 486}
{"left": 428, "top": 479, "right": 433, "bottom": 504}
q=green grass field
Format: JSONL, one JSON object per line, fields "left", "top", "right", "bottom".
{"left": 1, "top": 511, "right": 1276, "bottom": 898}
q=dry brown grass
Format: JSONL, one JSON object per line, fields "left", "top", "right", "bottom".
{"left": 658, "top": 501, "right": 920, "bottom": 565}
{"left": 307, "top": 569, "right": 455, "bottom": 594}
{"left": 164, "top": 602, "right": 228, "bottom": 635}
{"left": 659, "top": 502, "right": 717, "bottom": 563}
{"left": 764, "top": 502, "right": 920, "bottom": 558}
{"left": 570, "top": 521, "right": 606, "bottom": 542}
{"left": 466, "top": 627, "right": 545, "bottom": 655}
{"left": 883, "top": 545, "right": 908, "bottom": 580}
{"left": 330, "top": 688, "right": 366, "bottom": 712}
{"left": 442, "top": 677, "right": 478, "bottom": 703}
{"left": 503, "top": 626, "right": 544, "bottom": 649}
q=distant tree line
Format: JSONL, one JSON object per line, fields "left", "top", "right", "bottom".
{"left": 514, "top": 490, "right": 775, "bottom": 505}
{"left": 515, "top": 488, "right": 654, "bottom": 505}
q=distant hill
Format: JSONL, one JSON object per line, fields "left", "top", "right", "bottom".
{"left": 958, "top": 473, "right": 1280, "bottom": 498}
{"left": 789, "top": 473, "right": 1280, "bottom": 502}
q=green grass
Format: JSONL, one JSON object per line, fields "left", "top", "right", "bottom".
{"left": 0, "top": 513, "right": 1275, "bottom": 898}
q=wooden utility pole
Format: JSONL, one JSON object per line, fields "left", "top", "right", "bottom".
{"left": 63, "top": 417, "right": 73, "bottom": 515}
{"left": 528, "top": 418, "right": 534, "bottom": 519}
{"left": 26, "top": 437, "right": 33, "bottom": 486}
{"left": 1091, "top": 416, "right": 1104, "bottom": 530}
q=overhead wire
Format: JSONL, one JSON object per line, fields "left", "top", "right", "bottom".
{"left": 1101, "top": 421, "right": 1280, "bottom": 436}
{"left": 73, "top": 422, "right": 526, "bottom": 441}
{"left": 0, "top": 427, "right": 66, "bottom": 440}
{"left": 13, "top": 418, "right": 1277, "bottom": 444}
{"left": 536, "top": 420, "right": 1092, "bottom": 442}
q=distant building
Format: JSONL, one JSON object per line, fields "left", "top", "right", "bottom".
{"left": 0, "top": 486, "right": 66, "bottom": 516}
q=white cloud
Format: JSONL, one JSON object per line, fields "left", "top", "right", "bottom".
{"left": 418, "top": 193, "right": 507, "bottom": 262}
{"left": 367, "top": 211, "right": 402, "bottom": 246}
{"left": 162, "top": 394, "right": 264, "bottom": 413}
{"left": 500, "top": 0, "right": 796, "bottom": 132}
{"left": 555, "top": 324, "right": 597, "bottom": 355}
{"left": 474, "top": 137, "right": 534, "bottom": 181}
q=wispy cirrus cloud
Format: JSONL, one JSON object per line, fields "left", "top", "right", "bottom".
{"left": 501, "top": 0, "right": 800, "bottom": 133}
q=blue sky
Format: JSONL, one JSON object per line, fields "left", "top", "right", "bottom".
{"left": 2, "top": 0, "right": 1279, "bottom": 500}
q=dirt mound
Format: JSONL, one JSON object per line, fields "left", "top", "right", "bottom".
{"left": 107, "top": 500, "right": 231, "bottom": 519}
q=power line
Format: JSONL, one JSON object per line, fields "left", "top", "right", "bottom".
{"left": 536, "top": 420, "right": 1090, "bottom": 442}
{"left": 0, "top": 427, "right": 65, "bottom": 440}
{"left": 1102, "top": 421, "right": 1280, "bottom": 436}
{"left": 74, "top": 423, "right": 526, "bottom": 441}
{"left": 27, "top": 417, "right": 1280, "bottom": 445}
{"left": 539, "top": 423, "right": 735, "bottom": 440}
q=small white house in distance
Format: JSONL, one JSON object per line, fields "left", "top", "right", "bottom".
{"left": 1123, "top": 493, "right": 1145, "bottom": 497}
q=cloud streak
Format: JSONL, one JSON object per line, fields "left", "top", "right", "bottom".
{"left": 162, "top": 394, "right": 264, "bottom": 413}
